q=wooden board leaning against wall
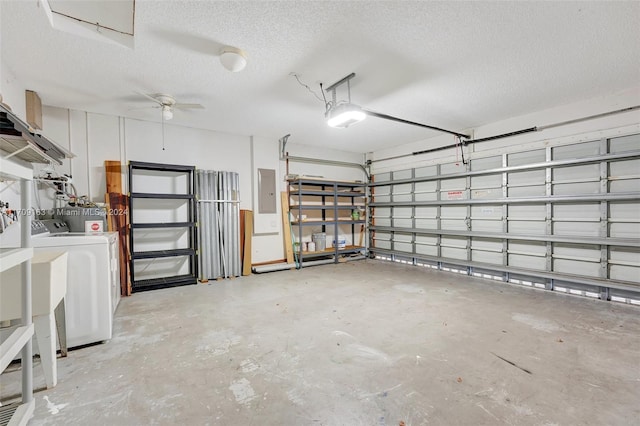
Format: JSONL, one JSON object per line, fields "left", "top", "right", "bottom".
{"left": 104, "top": 160, "right": 132, "bottom": 296}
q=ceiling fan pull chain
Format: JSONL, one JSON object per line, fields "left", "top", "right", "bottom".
{"left": 161, "top": 109, "right": 166, "bottom": 151}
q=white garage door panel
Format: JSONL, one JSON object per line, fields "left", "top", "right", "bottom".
{"left": 610, "top": 179, "right": 640, "bottom": 193}
{"left": 375, "top": 207, "right": 391, "bottom": 217}
{"left": 441, "top": 206, "right": 466, "bottom": 218}
{"left": 395, "top": 218, "right": 413, "bottom": 227}
{"left": 509, "top": 205, "right": 546, "bottom": 219}
{"left": 471, "top": 238, "right": 503, "bottom": 251}
{"left": 610, "top": 265, "right": 640, "bottom": 282}
{"left": 374, "top": 194, "right": 391, "bottom": 203}
{"left": 554, "top": 222, "right": 600, "bottom": 236}
{"left": 394, "top": 242, "right": 413, "bottom": 252}
{"left": 415, "top": 181, "right": 437, "bottom": 192}
{"left": 415, "top": 219, "right": 438, "bottom": 228}
{"left": 415, "top": 235, "right": 439, "bottom": 245}
{"left": 554, "top": 141, "right": 600, "bottom": 160}
{"left": 415, "top": 166, "right": 437, "bottom": 178}
{"left": 509, "top": 240, "right": 546, "bottom": 256}
{"left": 393, "top": 194, "right": 413, "bottom": 202}
{"left": 440, "top": 178, "right": 466, "bottom": 192}
{"left": 395, "top": 169, "right": 413, "bottom": 179}
{"left": 508, "top": 185, "right": 546, "bottom": 197}
{"left": 554, "top": 203, "right": 600, "bottom": 220}
{"left": 415, "top": 192, "right": 438, "bottom": 202}
{"left": 610, "top": 134, "right": 640, "bottom": 153}
{"left": 441, "top": 220, "right": 468, "bottom": 231}
{"left": 415, "top": 207, "right": 437, "bottom": 217}
{"left": 441, "top": 247, "right": 467, "bottom": 260}
{"left": 471, "top": 156, "right": 502, "bottom": 170}
{"left": 471, "top": 174, "right": 501, "bottom": 189}
{"left": 374, "top": 172, "right": 391, "bottom": 182}
{"left": 375, "top": 186, "right": 391, "bottom": 195}
{"left": 610, "top": 159, "right": 640, "bottom": 177}
{"left": 441, "top": 236, "right": 466, "bottom": 247}
{"left": 471, "top": 220, "right": 502, "bottom": 232}
{"left": 508, "top": 169, "right": 545, "bottom": 187}
{"left": 609, "top": 202, "right": 638, "bottom": 219}
{"left": 395, "top": 207, "right": 412, "bottom": 217}
{"left": 441, "top": 162, "right": 463, "bottom": 174}
{"left": 374, "top": 232, "right": 391, "bottom": 242}
{"left": 416, "top": 244, "right": 438, "bottom": 256}
{"left": 554, "top": 164, "right": 600, "bottom": 182}
{"left": 553, "top": 181, "right": 600, "bottom": 195}
{"left": 471, "top": 205, "right": 502, "bottom": 219}
{"left": 375, "top": 240, "right": 391, "bottom": 249}
{"left": 472, "top": 250, "right": 503, "bottom": 265}
{"left": 554, "top": 259, "right": 600, "bottom": 277}
{"left": 610, "top": 223, "right": 640, "bottom": 238}
{"left": 375, "top": 218, "right": 392, "bottom": 226}
{"left": 471, "top": 188, "right": 501, "bottom": 199}
{"left": 509, "top": 221, "right": 546, "bottom": 235}
{"left": 393, "top": 233, "right": 413, "bottom": 243}
{"left": 509, "top": 254, "right": 546, "bottom": 270}
{"left": 554, "top": 243, "right": 600, "bottom": 260}
{"left": 508, "top": 149, "right": 545, "bottom": 166}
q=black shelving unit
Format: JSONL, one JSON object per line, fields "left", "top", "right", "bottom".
{"left": 288, "top": 177, "right": 367, "bottom": 266}
{"left": 128, "top": 161, "right": 198, "bottom": 292}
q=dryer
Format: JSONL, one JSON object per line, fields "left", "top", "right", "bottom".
{"left": 32, "top": 219, "right": 120, "bottom": 348}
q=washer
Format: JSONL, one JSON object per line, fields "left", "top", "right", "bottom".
{"left": 32, "top": 219, "right": 120, "bottom": 348}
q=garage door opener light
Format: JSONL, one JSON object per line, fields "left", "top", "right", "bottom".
{"left": 324, "top": 73, "right": 470, "bottom": 139}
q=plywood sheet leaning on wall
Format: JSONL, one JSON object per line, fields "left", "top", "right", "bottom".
{"left": 280, "top": 192, "right": 294, "bottom": 265}
{"left": 240, "top": 210, "right": 253, "bottom": 276}
{"left": 109, "top": 193, "right": 131, "bottom": 296}
{"left": 105, "top": 160, "right": 131, "bottom": 296}
{"left": 105, "top": 160, "right": 123, "bottom": 194}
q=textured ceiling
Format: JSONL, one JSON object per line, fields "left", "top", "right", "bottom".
{"left": 2, "top": 1, "right": 639, "bottom": 153}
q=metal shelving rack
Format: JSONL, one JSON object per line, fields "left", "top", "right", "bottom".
{"left": 128, "top": 161, "right": 198, "bottom": 292}
{"left": 288, "top": 177, "right": 366, "bottom": 266}
{"left": 0, "top": 157, "right": 35, "bottom": 426}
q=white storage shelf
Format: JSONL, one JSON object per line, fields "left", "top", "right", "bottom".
{"left": 0, "top": 155, "right": 35, "bottom": 426}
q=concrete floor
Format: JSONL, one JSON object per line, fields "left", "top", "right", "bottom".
{"left": 1, "top": 260, "right": 639, "bottom": 425}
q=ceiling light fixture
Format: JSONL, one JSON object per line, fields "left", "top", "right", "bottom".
{"left": 324, "top": 73, "right": 470, "bottom": 139}
{"left": 326, "top": 103, "right": 366, "bottom": 128}
{"left": 161, "top": 105, "right": 173, "bottom": 121}
{"left": 220, "top": 46, "right": 247, "bottom": 72}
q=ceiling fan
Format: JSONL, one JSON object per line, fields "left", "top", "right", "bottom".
{"left": 135, "top": 92, "right": 204, "bottom": 120}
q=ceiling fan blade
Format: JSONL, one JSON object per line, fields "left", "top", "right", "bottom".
{"left": 134, "top": 91, "right": 162, "bottom": 105}
{"left": 173, "top": 103, "right": 205, "bottom": 110}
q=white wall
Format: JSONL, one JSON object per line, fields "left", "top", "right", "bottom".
{"left": 249, "top": 136, "right": 368, "bottom": 263}
{"left": 0, "top": 32, "right": 31, "bottom": 247}
{"left": 22, "top": 107, "right": 366, "bottom": 264}
{"left": 371, "top": 87, "right": 640, "bottom": 173}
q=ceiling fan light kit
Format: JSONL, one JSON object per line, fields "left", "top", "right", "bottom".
{"left": 161, "top": 105, "right": 173, "bottom": 121}
{"left": 220, "top": 46, "right": 247, "bottom": 72}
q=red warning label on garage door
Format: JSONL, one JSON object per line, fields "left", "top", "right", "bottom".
{"left": 447, "top": 191, "right": 464, "bottom": 200}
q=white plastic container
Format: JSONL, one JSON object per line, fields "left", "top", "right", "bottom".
{"left": 333, "top": 238, "right": 346, "bottom": 249}
{"left": 307, "top": 241, "right": 316, "bottom": 252}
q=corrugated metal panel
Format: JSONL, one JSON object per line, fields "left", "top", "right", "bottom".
{"left": 196, "top": 170, "right": 240, "bottom": 280}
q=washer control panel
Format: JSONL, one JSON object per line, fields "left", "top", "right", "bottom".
{"left": 31, "top": 219, "right": 50, "bottom": 236}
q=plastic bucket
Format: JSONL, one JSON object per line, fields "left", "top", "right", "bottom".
{"left": 333, "top": 238, "right": 346, "bottom": 249}
{"left": 312, "top": 233, "right": 326, "bottom": 251}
